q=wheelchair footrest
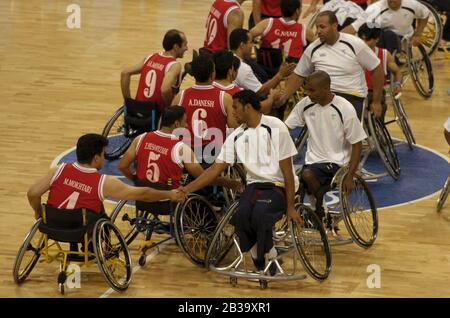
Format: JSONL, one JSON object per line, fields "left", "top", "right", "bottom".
{"left": 208, "top": 265, "right": 307, "bottom": 282}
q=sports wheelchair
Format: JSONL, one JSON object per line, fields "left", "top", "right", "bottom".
{"left": 110, "top": 165, "right": 246, "bottom": 267}
{"left": 296, "top": 165, "right": 378, "bottom": 250}
{"left": 13, "top": 205, "right": 132, "bottom": 295}
{"left": 437, "top": 175, "right": 450, "bottom": 213}
{"left": 102, "top": 98, "right": 160, "bottom": 160}
{"left": 419, "top": 0, "right": 444, "bottom": 56}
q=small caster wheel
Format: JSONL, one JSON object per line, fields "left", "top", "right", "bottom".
{"left": 58, "top": 283, "right": 65, "bottom": 295}
{"left": 138, "top": 254, "right": 146, "bottom": 267}
{"left": 230, "top": 277, "right": 237, "bottom": 287}
{"left": 259, "top": 279, "right": 268, "bottom": 290}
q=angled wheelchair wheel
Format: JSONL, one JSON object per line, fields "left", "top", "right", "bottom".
{"left": 174, "top": 195, "right": 219, "bottom": 267}
{"left": 367, "top": 112, "right": 401, "bottom": 180}
{"left": 222, "top": 164, "right": 246, "bottom": 206}
{"left": 419, "top": 0, "right": 443, "bottom": 56}
{"left": 292, "top": 204, "right": 331, "bottom": 281}
{"left": 110, "top": 200, "right": 142, "bottom": 246}
{"left": 205, "top": 201, "right": 239, "bottom": 269}
{"left": 13, "top": 219, "right": 45, "bottom": 284}
{"left": 93, "top": 219, "right": 132, "bottom": 292}
{"left": 437, "top": 176, "right": 450, "bottom": 213}
{"left": 102, "top": 106, "right": 132, "bottom": 160}
{"left": 407, "top": 44, "right": 434, "bottom": 98}
{"left": 390, "top": 92, "right": 416, "bottom": 150}
{"left": 340, "top": 173, "right": 378, "bottom": 248}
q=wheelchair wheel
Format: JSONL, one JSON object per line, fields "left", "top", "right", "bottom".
{"left": 419, "top": 0, "right": 443, "bottom": 56}
{"left": 102, "top": 106, "right": 132, "bottom": 160}
{"left": 339, "top": 173, "right": 378, "bottom": 248}
{"left": 13, "top": 219, "right": 45, "bottom": 284}
{"left": 367, "top": 112, "right": 401, "bottom": 180}
{"left": 110, "top": 200, "right": 142, "bottom": 246}
{"left": 222, "top": 164, "right": 246, "bottom": 206}
{"left": 93, "top": 219, "right": 132, "bottom": 292}
{"left": 174, "top": 195, "right": 219, "bottom": 267}
{"left": 437, "top": 176, "right": 450, "bottom": 213}
{"left": 205, "top": 201, "right": 239, "bottom": 269}
{"left": 292, "top": 203, "right": 331, "bottom": 281}
{"left": 390, "top": 92, "right": 416, "bottom": 150}
{"left": 407, "top": 44, "right": 434, "bottom": 98}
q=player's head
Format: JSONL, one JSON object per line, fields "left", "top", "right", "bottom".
{"left": 161, "top": 106, "right": 186, "bottom": 129}
{"left": 305, "top": 70, "right": 332, "bottom": 105}
{"left": 358, "top": 23, "right": 381, "bottom": 49}
{"left": 213, "top": 49, "right": 238, "bottom": 81}
{"left": 230, "top": 28, "right": 253, "bottom": 58}
{"left": 388, "top": 0, "right": 402, "bottom": 10}
{"left": 316, "top": 11, "right": 339, "bottom": 43}
{"left": 76, "top": 134, "right": 108, "bottom": 170}
{"left": 192, "top": 54, "right": 215, "bottom": 83}
{"left": 163, "top": 29, "right": 188, "bottom": 58}
{"left": 281, "top": 0, "right": 301, "bottom": 21}
{"left": 232, "top": 89, "right": 261, "bottom": 124}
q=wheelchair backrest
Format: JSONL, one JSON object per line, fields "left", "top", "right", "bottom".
{"left": 124, "top": 98, "right": 159, "bottom": 133}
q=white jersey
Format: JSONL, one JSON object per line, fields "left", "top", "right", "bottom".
{"left": 217, "top": 115, "right": 299, "bottom": 190}
{"left": 285, "top": 95, "right": 367, "bottom": 166}
{"left": 353, "top": 0, "right": 430, "bottom": 37}
{"left": 294, "top": 32, "right": 380, "bottom": 97}
{"left": 319, "top": 0, "right": 366, "bottom": 26}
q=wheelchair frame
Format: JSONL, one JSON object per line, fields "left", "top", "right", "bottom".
{"left": 437, "top": 175, "right": 450, "bottom": 213}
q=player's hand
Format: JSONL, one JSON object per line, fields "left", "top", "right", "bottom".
{"left": 287, "top": 206, "right": 303, "bottom": 226}
{"left": 342, "top": 175, "right": 355, "bottom": 196}
{"left": 393, "top": 83, "right": 402, "bottom": 95}
{"left": 370, "top": 101, "right": 383, "bottom": 119}
{"left": 411, "top": 35, "right": 422, "bottom": 47}
{"left": 171, "top": 189, "right": 187, "bottom": 203}
{"left": 278, "top": 62, "right": 296, "bottom": 79}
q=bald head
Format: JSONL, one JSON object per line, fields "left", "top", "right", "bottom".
{"left": 305, "top": 71, "right": 333, "bottom": 105}
{"left": 307, "top": 71, "right": 331, "bottom": 89}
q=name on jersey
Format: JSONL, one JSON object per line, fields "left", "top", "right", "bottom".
{"left": 147, "top": 61, "right": 165, "bottom": 71}
{"left": 63, "top": 178, "right": 92, "bottom": 194}
{"left": 143, "top": 142, "right": 169, "bottom": 156}
{"left": 188, "top": 99, "right": 215, "bottom": 108}
{"left": 210, "top": 7, "right": 221, "bottom": 19}
{"left": 274, "top": 29, "right": 297, "bottom": 38}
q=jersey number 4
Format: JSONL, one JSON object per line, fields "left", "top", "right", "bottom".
{"left": 58, "top": 191, "right": 80, "bottom": 209}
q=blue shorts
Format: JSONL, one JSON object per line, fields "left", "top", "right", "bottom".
{"left": 301, "top": 163, "right": 341, "bottom": 187}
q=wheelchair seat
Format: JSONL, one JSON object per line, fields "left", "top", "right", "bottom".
{"left": 39, "top": 205, "right": 104, "bottom": 243}
{"left": 124, "top": 98, "right": 159, "bottom": 135}
{"left": 134, "top": 179, "right": 173, "bottom": 215}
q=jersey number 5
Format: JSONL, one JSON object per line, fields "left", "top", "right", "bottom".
{"left": 146, "top": 151, "right": 161, "bottom": 183}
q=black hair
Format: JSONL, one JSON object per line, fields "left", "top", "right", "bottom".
{"left": 192, "top": 54, "right": 215, "bottom": 82}
{"left": 316, "top": 10, "right": 338, "bottom": 25}
{"left": 76, "top": 134, "right": 108, "bottom": 164}
{"left": 233, "top": 89, "right": 261, "bottom": 111}
{"left": 281, "top": 0, "right": 301, "bottom": 18}
{"left": 357, "top": 23, "right": 382, "bottom": 40}
{"left": 162, "top": 29, "right": 184, "bottom": 51}
{"left": 307, "top": 70, "right": 331, "bottom": 89}
{"left": 213, "top": 50, "right": 234, "bottom": 80}
{"left": 229, "top": 28, "right": 250, "bottom": 51}
{"left": 161, "top": 106, "right": 185, "bottom": 127}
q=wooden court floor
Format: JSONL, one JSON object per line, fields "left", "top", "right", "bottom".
{"left": 0, "top": 0, "right": 449, "bottom": 298}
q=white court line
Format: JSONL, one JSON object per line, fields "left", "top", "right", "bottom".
{"left": 99, "top": 240, "right": 172, "bottom": 298}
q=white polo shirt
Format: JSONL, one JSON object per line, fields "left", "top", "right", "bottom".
{"left": 233, "top": 54, "right": 263, "bottom": 93}
{"left": 318, "top": 0, "right": 366, "bottom": 27}
{"left": 217, "top": 114, "right": 299, "bottom": 190}
{"left": 444, "top": 117, "right": 450, "bottom": 133}
{"left": 285, "top": 95, "right": 367, "bottom": 166}
{"left": 352, "top": 0, "right": 430, "bottom": 37}
{"left": 294, "top": 33, "right": 380, "bottom": 98}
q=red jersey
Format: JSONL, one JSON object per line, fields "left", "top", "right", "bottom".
{"left": 135, "top": 131, "right": 184, "bottom": 189}
{"left": 213, "top": 81, "right": 242, "bottom": 97}
{"left": 47, "top": 163, "right": 105, "bottom": 214}
{"left": 261, "top": 0, "right": 282, "bottom": 17}
{"left": 203, "top": 0, "right": 241, "bottom": 53}
{"left": 179, "top": 85, "right": 228, "bottom": 148}
{"left": 260, "top": 18, "right": 306, "bottom": 59}
{"left": 352, "top": 0, "right": 367, "bottom": 5}
{"left": 136, "top": 53, "right": 181, "bottom": 112}
{"left": 365, "top": 47, "right": 388, "bottom": 90}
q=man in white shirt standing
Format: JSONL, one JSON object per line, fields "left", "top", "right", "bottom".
{"left": 285, "top": 70, "right": 367, "bottom": 219}
{"left": 280, "top": 11, "right": 384, "bottom": 119}
{"left": 179, "top": 89, "right": 302, "bottom": 274}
